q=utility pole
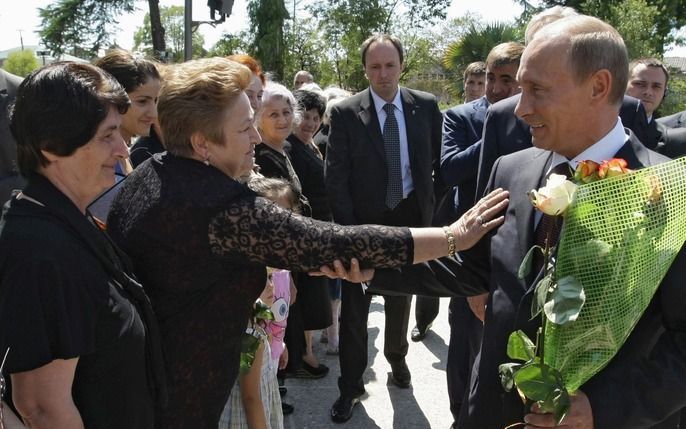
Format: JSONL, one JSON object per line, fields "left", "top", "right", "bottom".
{"left": 18, "top": 29, "right": 24, "bottom": 51}
{"left": 184, "top": 0, "right": 192, "bottom": 61}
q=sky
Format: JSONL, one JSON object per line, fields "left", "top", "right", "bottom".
{"left": 1, "top": 0, "right": 685, "bottom": 56}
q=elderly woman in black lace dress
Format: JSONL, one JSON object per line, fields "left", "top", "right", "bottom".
{"left": 106, "top": 57, "right": 508, "bottom": 429}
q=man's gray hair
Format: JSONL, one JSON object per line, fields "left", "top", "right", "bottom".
{"left": 525, "top": 6, "right": 579, "bottom": 45}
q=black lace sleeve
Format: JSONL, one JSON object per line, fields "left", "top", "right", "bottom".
{"left": 208, "top": 195, "right": 413, "bottom": 272}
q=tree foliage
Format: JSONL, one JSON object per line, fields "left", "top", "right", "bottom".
{"left": 38, "top": 0, "right": 135, "bottom": 59}
{"left": 133, "top": 6, "right": 206, "bottom": 62}
{"left": 307, "top": 0, "right": 451, "bottom": 91}
{"left": 443, "top": 22, "right": 522, "bottom": 98}
{"left": 519, "top": 0, "right": 686, "bottom": 56}
{"left": 207, "top": 32, "right": 251, "bottom": 57}
{"left": 38, "top": 0, "right": 166, "bottom": 60}
{"left": 248, "top": 0, "right": 290, "bottom": 81}
{"left": 3, "top": 50, "right": 40, "bottom": 77}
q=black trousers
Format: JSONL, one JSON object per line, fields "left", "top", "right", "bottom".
{"left": 414, "top": 295, "right": 440, "bottom": 329}
{"left": 337, "top": 192, "right": 421, "bottom": 397}
{"left": 447, "top": 297, "right": 483, "bottom": 425}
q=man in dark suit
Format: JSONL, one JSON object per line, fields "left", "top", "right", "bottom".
{"left": 325, "top": 33, "right": 443, "bottom": 423}
{"left": 0, "top": 69, "right": 25, "bottom": 205}
{"left": 456, "top": 15, "right": 685, "bottom": 428}
{"left": 439, "top": 41, "right": 524, "bottom": 427}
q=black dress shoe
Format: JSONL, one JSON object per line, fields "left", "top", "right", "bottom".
{"left": 282, "top": 402, "right": 294, "bottom": 415}
{"left": 410, "top": 323, "right": 432, "bottom": 342}
{"left": 390, "top": 361, "right": 411, "bottom": 388}
{"left": 331, "top": 395, "right": 360, "bottom": 423}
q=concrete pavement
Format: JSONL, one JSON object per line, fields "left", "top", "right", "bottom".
{"left": 283, "top": 296, "right": 455, "bottom": 429}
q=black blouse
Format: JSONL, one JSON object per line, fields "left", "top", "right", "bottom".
{"left": 286, "top": 134, "right": 332, "bottom": 221}
{"left": 0, "top": 174, "right": 154, "bottom": 428}
{"left": 106, "top": 153, "right": 413, "bottom": 428}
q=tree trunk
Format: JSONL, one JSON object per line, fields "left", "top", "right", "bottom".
{"left": 148, "top": 0, "right": 166, "bottom": 59}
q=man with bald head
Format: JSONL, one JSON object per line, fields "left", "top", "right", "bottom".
{"left": 456, "top": 15, "right": 685, "bottom": 429}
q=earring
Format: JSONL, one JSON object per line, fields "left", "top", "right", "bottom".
{"left": 204, "top": 155, "right": 210, "bottom": 166}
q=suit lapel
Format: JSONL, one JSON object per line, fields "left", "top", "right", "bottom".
{"left": 614, "top": 131, "right": 652, "bottom": 169}
{"left": 358, "top": 89, "right": 386, "bottom": 160}
{"left": 515, "top": 149, "right": 554, "bottom": 262}
{"left": 400, "top": 87, "right": 419, "bottom": 166}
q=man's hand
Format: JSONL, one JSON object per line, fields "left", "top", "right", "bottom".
{"left": 308, "top": 258, "right": 375, "bottom": 283}
{"left": 524, "top": 390, "right": 594, "bottom": 429}
{"left": 467, "top": 293, "right": 488, "bottom": 322}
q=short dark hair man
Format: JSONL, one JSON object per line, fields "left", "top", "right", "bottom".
{"left": 462, "top": 61, "right": 486, "bottom": 103}
{"left": 325, "top": 33, "right": 443, "bottom": 423}
{"left": 439, "top": 41, "right": 524, "bottom": 426}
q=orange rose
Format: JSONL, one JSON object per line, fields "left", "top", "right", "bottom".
{"left": 598, "top": 158, "right": 632, "bottom": 179}
{"left": 573, "top": 160, "right": 600, "bottom": 183}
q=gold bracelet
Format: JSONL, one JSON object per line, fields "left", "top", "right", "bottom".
{"left": 443, "top": 226, "right": 456, "bottom": 257}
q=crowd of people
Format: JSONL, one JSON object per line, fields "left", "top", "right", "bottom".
{"left": 0, "top": 4, "right": 685, "bottom": 429}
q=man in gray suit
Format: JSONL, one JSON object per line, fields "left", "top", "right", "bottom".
{"left": 325, "top": 33, "right": 443, "bottom": 423}
{"left": 0, "top": 69, "right": 25, "bottom": 205}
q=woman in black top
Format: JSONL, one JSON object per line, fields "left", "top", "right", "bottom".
{"left": 0, "top": 62, "right": 164, "bottom": 428}
{"left": 106, "top": 57, "right": 508, "bottom": 428}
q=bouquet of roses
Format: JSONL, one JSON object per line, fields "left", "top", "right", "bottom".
{"left": 500, "top": 157, "right": 686, "bottom": 424}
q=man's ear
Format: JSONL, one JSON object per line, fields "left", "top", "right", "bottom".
{"left": 590, "top": 69, "right": 612, "bottom": 103}
{"left": 189, "top": 132, "right": 209, "bottom": 160}
{"left": 40, "top": 149, "right": 59, "bottom": 163}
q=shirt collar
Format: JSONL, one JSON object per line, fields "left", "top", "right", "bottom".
{"left": 370, "top": 86, "right": 402, "bottom": 115}
{"left": 550, "top": 117, "right": 629, "bottom": 172}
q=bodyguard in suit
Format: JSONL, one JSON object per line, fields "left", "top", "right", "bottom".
{"left": 325, "top": 33, "right": 443, "bottom": 423}
{"left": 457, "top": 15, "right": 685, "bottom": 428}
{"left": 439, "top": 41, "right": 524, "bottom": 427}
{"left": 0, "top": 69, "right": 25, "bottom": 205}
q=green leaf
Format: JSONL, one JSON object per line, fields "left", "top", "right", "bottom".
{"left": 518, "top": 245, "right": 544, "bottom": 279}
{"left": 498, "top": 362, "right": 522, "bottom": 392}
{"left": 552, "top": 388, "right": 571, "bottom": 425}
{"left": 506, "top": 330, "right": 536, "bottom": 362}
{"left": 513, "top": 362, "right": 564, "bottom": 403}
{"left": 543, "top": 275, "right": 586, "bottom": 325}
{"left": 531, "top": 274, "right": 553, "bottom": 320}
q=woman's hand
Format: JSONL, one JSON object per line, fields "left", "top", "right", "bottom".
{"left": 309, "top": 258, "right": 375, "bottom": 283}
{"left": 452, "top": 188, "right": 508, "bottom": 251}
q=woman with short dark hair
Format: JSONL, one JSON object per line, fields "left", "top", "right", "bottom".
{"left": 0, "top": 61, "right": 165, "bottom": 428}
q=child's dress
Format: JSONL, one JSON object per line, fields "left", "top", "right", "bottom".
{"left": 218, "top": 328, "right": 283, "bottom": 429}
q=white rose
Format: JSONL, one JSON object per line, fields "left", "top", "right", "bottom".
{"left": 528, "top": 173, "right": 577, "bottom": 216}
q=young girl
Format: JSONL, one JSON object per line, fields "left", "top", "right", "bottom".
{"left": 219, "top": 177, "right": 299, "bottom": 429}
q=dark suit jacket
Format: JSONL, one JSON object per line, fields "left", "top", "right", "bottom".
{"left": 475, "top": 94, "right": 650, "bottom": 201}
{"left": 325, "top": 87, "right": 443, "bottom": 227}
{"left": 655, "top": 123, "right": 686, "bottom": 159}
{"left": 457, "top": 134, "right": 686, "bottom": 429}
{"left": 285, "top": 134, "right": 332, "bottom": 221}
{"left": 440, "top": 96, "right": 488, "bottom": 219}
{"left": 657, "top": 110, "right": 686, "bottom": 129}
{"left": 0, "top": 69, "right": 25, "bottom": 205}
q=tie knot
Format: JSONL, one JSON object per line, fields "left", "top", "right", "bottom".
{"left": 383, "top": 103, "right": 395, "bottom": 115}
{"left": 551, "top": 162, "right": 572, "bottom": 179}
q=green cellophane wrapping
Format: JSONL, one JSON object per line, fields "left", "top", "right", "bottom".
{"left": 544, "top": 157, "right": 686, "bottom": 392}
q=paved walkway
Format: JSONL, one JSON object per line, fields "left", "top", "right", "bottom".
{"left": 283, "top": 296, "right": 454, "bottom": 429}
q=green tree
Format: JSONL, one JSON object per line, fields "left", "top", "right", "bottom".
{"left": 3, "top": 50, "right": 40, "bottom": 77}
{"left": 208, "top": 32, "right": 251, "bottom": 57}
{"left": 442, "top": 22, "right": 522, "bottom": 98}
{"left": 283, "top": 17, "right": 336, "bottom": 87}
{"left": 519, "top": 0, "right": 686, "bottom": 55}
{"left": 133, "top": 6, "right": 206, "bottom": 62}
{"left": 309, "top": 0, "right": 451, "bottom": 91}
{"left": 38, "top": 0, "right": 168, "bottom": 60}
{"left": 248, "top": 0, "right": 290, "bottom": 81}
{"left": 661, "top": 73, "right": 686, "bottom": 116}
